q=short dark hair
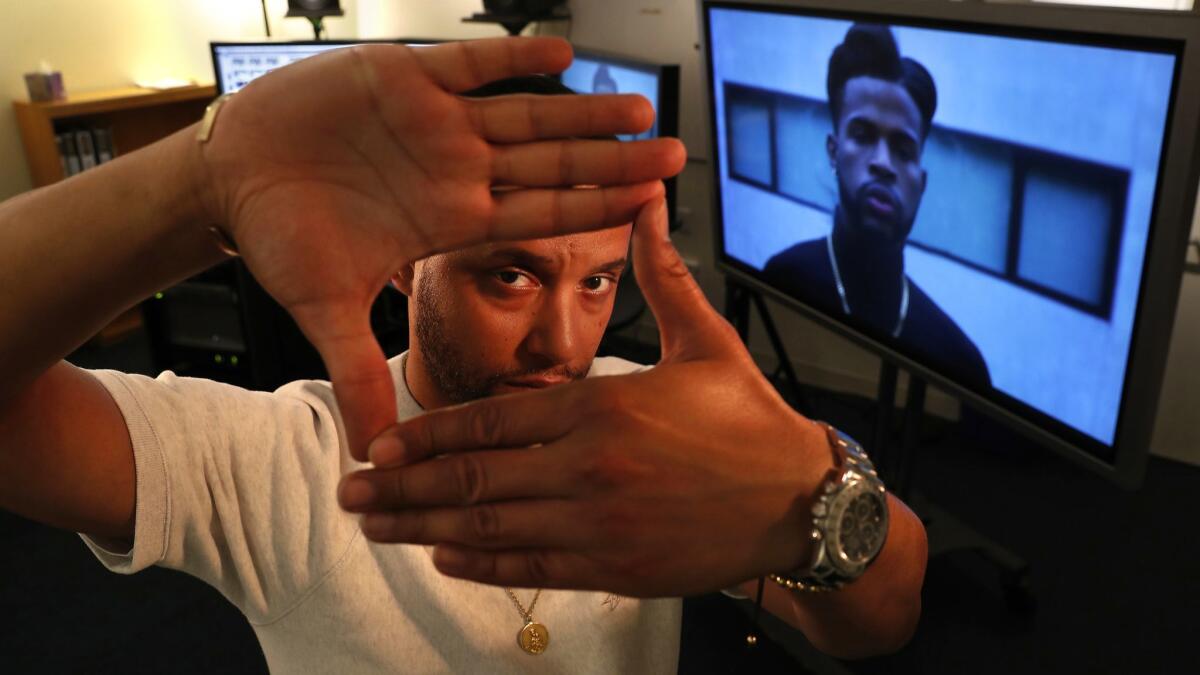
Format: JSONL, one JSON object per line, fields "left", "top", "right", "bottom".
{"left": 462, "top": 75, "right": 618, "bottom": 142}
{"left": 826, "top": 23, "right": 937, "bottom": 139}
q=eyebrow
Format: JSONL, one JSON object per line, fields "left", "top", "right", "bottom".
{"left": 847, "top": 115, "right": 920, "bottom": 149}
{"left": 591, "top": 258, "right": 628, "bottom": 276}
{"left": 484, "top": 249, "right": 626, "bottom": 277}
{"left": 484, "top": 248, "right": 558, "bottom": 268}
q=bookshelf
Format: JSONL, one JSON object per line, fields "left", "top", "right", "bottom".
{"left": 13, "top": 83, "right": 216, "bottom": 188}
{"left": 12, "top": 84, "right": 217, "bottom": 342}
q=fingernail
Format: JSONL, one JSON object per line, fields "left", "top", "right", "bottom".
{"left": 360, "top": 513, "right": 390, "bottom": 539}
{"left": 340, "top": 477, "right": 377, "bottom": 510}
{"left": 433, "top": 545, "right": 469, "bottom": 575}
{"left": 369, "top": 434, "right": 405, "bottom": 466}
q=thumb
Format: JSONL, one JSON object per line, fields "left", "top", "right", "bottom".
{"left": 631, "top": 193, "right": 739, "bottom": 363}
{"left": 295, "top": 303, "right": 397, "bottom": 463}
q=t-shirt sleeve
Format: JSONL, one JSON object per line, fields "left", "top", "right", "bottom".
{"left": 79, "top": 369, "right": 361, "bottom": 623}
{"left": 587, "top": 356, "right": 652, "bottom": 378}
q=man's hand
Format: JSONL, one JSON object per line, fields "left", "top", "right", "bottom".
{"left": 338, "top": 194, "right": 835, "bottom": 596}
{"left": 195, "top": 38, "right": 685, "bottom": 459}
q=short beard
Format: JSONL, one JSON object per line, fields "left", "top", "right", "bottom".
{"left": 413, "top": 279, "right": 590, "bottom": 404}
{"left": 837, "top": 178, "right": 916, "bottom": 247}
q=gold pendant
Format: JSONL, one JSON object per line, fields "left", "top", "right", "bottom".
{"left": 518, "top": 621, "right": 549, "bottom": 655}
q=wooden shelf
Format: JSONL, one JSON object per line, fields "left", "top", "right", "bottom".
{"left": 13, "top": 83, "right": 217, "bottom": 188}
{"left": 13, "top": 84, "right": 218, "bottom": 345}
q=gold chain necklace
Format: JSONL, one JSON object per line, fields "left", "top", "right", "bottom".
{"left": 503, "top": 588, "right": 549, "bottom": 655}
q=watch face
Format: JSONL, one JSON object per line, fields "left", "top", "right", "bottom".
{"left": 838, "top": 491, "right": 888, "bottom": 564}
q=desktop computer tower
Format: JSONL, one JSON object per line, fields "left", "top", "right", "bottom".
{"left": 143, "top": 260, "right": 408, "bottom": 391}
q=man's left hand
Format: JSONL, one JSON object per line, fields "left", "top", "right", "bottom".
{"left": 338, "top": 195, "right": 834, "bottom": 597}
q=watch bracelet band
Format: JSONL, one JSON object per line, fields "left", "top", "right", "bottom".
{"left": 772, "top": 421, "right": 884, "bottom": 593}
{"left": 196, "top": 93, "right": 240, "bottom": 258}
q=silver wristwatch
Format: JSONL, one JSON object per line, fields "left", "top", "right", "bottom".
{"left": 772, "top": 422, "right": 889, "bottom": 592}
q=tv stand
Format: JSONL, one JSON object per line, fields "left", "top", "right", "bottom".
{"left": 877, "top": 362, "right": 1037, "bottom": 615}
{"left": 722, "top": 278, "right": 812, "bottom": 412}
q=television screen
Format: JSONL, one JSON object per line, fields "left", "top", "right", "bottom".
{"left": 560, "top": 49, "right": 680, "bottom": 226}
{"left": 560, "top": 51, "right": 675, "bottom": 141}
{"left": 704, "top": 2, "right": 1183, "bottom": 467}
{"left": 211, "top": 40, "right": 436, "bottom": 95}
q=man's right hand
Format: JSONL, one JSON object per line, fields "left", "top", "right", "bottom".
{"left": 193, "top": 37, "right": 686, "bottom": 460}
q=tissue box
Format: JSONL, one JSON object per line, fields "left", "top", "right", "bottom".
{"left": 24, "top": 71, "right": 66, "bottom": 102}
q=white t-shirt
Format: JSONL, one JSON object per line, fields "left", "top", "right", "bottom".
{"left": 80, "top": 353, "right": 681, "bottom": 674}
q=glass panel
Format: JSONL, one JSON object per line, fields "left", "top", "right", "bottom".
{"left": 1017, "top": 166, "right": 1114, "bottom": 307}
{"left": 775, "top": 97, "right": 836, "bottom": 211}
{"left": 729, "top": 97, "right": 773, "bottom": 186}
{"left": 909, "top": 130, "right": 1015, "bottom": 274}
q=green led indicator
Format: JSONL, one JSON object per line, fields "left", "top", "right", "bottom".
{"left": 154, "top": 292, "right": 164, "bottom": 300}
{"left": 230, "top": 355, "right": 239, "bottom": 366}
{"left": 214, "top": 354, "right": 224, "bottom": 364}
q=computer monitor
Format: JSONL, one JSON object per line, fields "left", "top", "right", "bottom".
{"left": 211, "top": 39, "right": 439, "bottom": 95}
{"left": 701, "top": 0, "right": 1200, "bottom": 487}
{"left": 560, "top": 48, "right": 681, "bottom": 225}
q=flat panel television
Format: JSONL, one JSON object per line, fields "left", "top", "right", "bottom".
{"left": 211, "top": 40, "right": 438, "bottom": 95}
{"left": 560, "top": 48, "right": 681, "bottom": 224}
{"left": 701, "top": 0, "right": 1200, "bottom": 486}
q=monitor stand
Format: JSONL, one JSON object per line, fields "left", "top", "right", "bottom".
{"left": 875, "top": 362, "right": 1036, "bottom": 615}
{"left": 723, "top": 278, "right": 812, "bottom": 411}
{"left": 722, "top": 276, "right": 1035, "bottom": 615}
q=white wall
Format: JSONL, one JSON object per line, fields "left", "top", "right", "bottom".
{"left": 0, "top": 0, "right": 360, "bottom": 200}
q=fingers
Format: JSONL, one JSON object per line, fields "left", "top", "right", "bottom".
{"left": 356, "top": 499, "right": 588, "bottom": 550}
{"left": 468, "top": 93, "right": 655, "bottom": 143}
{"left": 482, "top": 180, "right": 665, "bottom": 248}
{"left": 431, "top": 545, "right": 603, "bottom": 592}
{"left": 491, "top": 138, "right": 684, "bottom": 188}
{"left": 631, "top": 196, "right": 740, "bottom": 362}
{"left": 368, "top": 382, "right": 591, "bottom": 466}
{"left": 296, "top": 306, "right": 397, "bottom": 463}
{"left": 340, "top": 446, "right": 575, "bottom": 511}
{"left": 412, "top": 37, "right": 574, "bottom": 93}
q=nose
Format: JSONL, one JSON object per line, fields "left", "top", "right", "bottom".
{"left": 867, "top": 139, "right": 896, "bottom": 181}
{"left": 521, "top": 287, "right": 578, "bottom": 367}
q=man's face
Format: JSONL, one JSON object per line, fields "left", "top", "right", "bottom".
{"left": 828, "top": 76, "right": 928, "bottom": 245}
{"left": 407, "top": 226, "right": 631, "bottom": 405}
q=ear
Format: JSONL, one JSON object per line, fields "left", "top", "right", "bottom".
{"left": 390, "top": 263, "right": 416, "bottom": 296}
{"left": 918, "top": 166, "right": 928, "bottom": 197}
{"left": 826, "top": 133, "right": 837, "bottom": 169}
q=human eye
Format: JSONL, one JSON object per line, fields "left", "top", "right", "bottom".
{"left": 848, "top": 121, "right": 873, "bottom": 143}
{"left": 581, "top": 275, "right": 617, "bottom": 295}
{"left": 893, "top": 136, "right": 918, "bottom": 163}
{"left": 495, "top": 268, "right": 537, "bottom": 289}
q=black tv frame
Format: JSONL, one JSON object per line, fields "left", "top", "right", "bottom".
{"left": 699, "top": 0, "right": 1200, "bottom": 489}
{"left": 560, "top": 47, "right": 682, "bottom": 227}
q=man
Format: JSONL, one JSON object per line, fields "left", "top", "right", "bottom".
{"left": 0, "top": 38, "right": 924, "bottom": 670}
{"left": 763, "top": 23, "right": 990, "bottom": 387}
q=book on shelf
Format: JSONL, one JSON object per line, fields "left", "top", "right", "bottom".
{"left": 54, "top": 127, "right": 116, "bottom": 178}
{"left": 93, "top": 128, "right": 114, "bottom": 164}
{"left": 58, "top": 132, "right": 81, "bottom": 176}
{"left": 75, "top": 129, "right": 97, "bottom": 171}
{"left": 53, "top": 134, "right": 68, "bottom": 177}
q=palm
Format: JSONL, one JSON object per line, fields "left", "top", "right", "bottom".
{"left": 194, "top": 39, "right": 685, "bottom": 459}
{"left": 207, "top": 47, "right": 491, "bottom": 314}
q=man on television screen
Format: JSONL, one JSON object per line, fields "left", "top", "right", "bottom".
{"left": 763, "top": 23, "right": 991, "bottom": 388}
